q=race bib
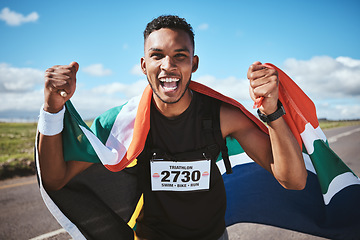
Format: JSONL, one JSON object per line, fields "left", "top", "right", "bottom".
{"left": 150, "top": 159, "right": 211, "bottom": 191}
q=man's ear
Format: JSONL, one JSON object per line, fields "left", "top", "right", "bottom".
{"left": 141, "top": 57, "right": 147, "bottom": 75}
{"left": 192, "top": 55, "right": 199, "bottom": 73}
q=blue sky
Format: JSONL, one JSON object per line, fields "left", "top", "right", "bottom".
{"left": 0, "top": 0, "right": 359, "bottom": 121}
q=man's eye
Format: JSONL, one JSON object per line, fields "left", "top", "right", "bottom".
{"left": 175, "top": 53, "right": 187, "bottom": 58}
{"left": 151, "top": 53, "right": 163, "bottom": 59}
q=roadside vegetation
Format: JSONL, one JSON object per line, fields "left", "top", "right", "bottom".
{"left": 1, "top": 120, "right": 359, "bottom": 180}
{"left": 318, "top": 119, "right": 360, "bottom": 129}
{"left": 0, "top": 122, "right": 37, "bottom": 179}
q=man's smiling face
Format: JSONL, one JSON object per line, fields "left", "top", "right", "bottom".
{"left": 141, "top": 28, "right": 198, "bottom": 105}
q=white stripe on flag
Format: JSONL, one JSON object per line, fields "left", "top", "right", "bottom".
{"left": 106, "top": 95, "right": 142, "bottom": 161}
{"left": 217, "top": 152, "right": 254, "bottom": 175}
{"left": 35, "top": 131, "right": 86, "bottom": 240}
{"left": 79, "top": 125, "right": 119, "bottom": 165}
{"left": 303, "top": 153, "right": 316, "bottom": 174}
{"left": 218, "top": 152, "right": 316, "bottom": 176}
{"left": 323, "top": 172, "right": 360, "bottom": 205}
{"left": 300, "top": 123, "right": 327, "bottom": 155}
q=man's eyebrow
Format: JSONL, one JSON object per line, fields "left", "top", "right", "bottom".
{"left": 148, "top": 48, "right": 162, "bottom": 52}
{"left": 148, "top": 48, "right": 190, "bottom": 53}
{"left": 174, "top": 48, "right": 190, "bottom": 53}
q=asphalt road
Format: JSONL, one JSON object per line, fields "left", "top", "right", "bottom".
{"left": 0, "top": 125, "right": 359, "bottom": 240}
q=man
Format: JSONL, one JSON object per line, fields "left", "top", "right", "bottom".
{"left": 38, "top": 15, "right": 307, "bottom": 240}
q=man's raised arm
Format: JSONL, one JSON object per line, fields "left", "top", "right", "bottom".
{"left": 38, "top": 62, "right": 92, "bottom": 191}
{"left": 221, "top": 61, "right": 307, "bottom": 190}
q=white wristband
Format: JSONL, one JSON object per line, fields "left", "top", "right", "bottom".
{"left": 38, "top": 105, "right": 66, "bottom": 136}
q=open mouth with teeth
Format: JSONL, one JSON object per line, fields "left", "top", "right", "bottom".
{"left": 159, "top": 78, "right": 180, "bottom": 92}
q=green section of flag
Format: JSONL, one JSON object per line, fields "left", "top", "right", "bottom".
{"left": 62, "top": 100, "right": 128, "bottom": 163}
{"left": 62, "top": 100, "right": 100, "bottom": 163}
{"left": 217, "top": 136, "right": 245, "bottom": 161}
{"left": 309, "top": 139, "right": 355, "bottom": 194}
{"left": 90, "top": 104, "right": 125, "bottom": 144}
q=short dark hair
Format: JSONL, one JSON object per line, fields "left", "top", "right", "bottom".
{"left": 144, "top": 15, "right": 195, "bottom": 52}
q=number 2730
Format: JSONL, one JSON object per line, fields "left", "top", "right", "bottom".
{"left": 161, "top": 170, "right": 201, "bottom": 183}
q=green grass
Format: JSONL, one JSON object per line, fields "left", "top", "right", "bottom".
{"left": 319, "top": 120, "right": 360, "bottom": 129}
{"left": 0, "top": 122, "right": 37, "bottom": 163}
{"left": 0, "top": 121, "right": 93, "bottom": 165}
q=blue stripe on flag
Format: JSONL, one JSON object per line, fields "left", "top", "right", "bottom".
{"left": 223, "top": 162, "right": 360, "bottom": 240}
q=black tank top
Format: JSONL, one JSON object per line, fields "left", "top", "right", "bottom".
{"left": 136, "top": 92, "right": 227, "bottom": 240}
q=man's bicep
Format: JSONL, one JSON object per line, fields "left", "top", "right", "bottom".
{"left": 230, "top": 124, "right": 273, "bottom": 172}
{"left": 220, "top": 103, "right": 273, "bottom": 172}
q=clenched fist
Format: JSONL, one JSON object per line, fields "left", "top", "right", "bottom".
{"left": 44, "top": 62, "right": 78, "bottom": 113}
{"left": 247, "top": 61, "right": 279, "bottom": 115}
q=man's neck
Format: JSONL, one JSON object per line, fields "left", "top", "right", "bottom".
{"left": 152, "top": 90, "right": 193, "bottom": 119}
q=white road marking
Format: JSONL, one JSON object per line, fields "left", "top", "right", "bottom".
{"left": 327, "top": 127, "right": 360, "bottom": 143}
{"left": 29, "top": 228, "right": 70, "bottom": 240}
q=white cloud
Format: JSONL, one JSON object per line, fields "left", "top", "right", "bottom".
{"left": 60, "top": 79, "right": 148, "bottom": 120}
{"left": 193, "top": 75, "right": 256, "bottom": 115}
{"left": 0, "top": 63, "right": 44, "bottom": 121}
{"left": 194, "top": 56, "right": 360, "bottom": 120}
{"left": 130, "top": 64, "right": 144, "bottom": 76}
{"left": 314, "top": 99, "right": 360, "bottom": 120}
{"left": 91, "top": 79, "right": 147, "bottom": 98}
{"left": 82, "top": 64, "right": 112, "bottom": 77}
{"left": 281, "top": 56, "right": 360, "bottom": 120}
{"left": 336, "top": 56, "right": 360, "bottom": 68}
{"left": 282, "top": 56, "right": 360, "bottom": 99}
{"left": 69, "top": 91, "right": 126, "bottom": 120}
{"left": 194, "top": 75, "right": 249, "bottom": 100}
{"left": 198, "top": 23, "right": 209, "bottom": 31}
{"left": 0, "top": 79, "right": 147, "bottom": 121}
{"left": 0, "top": 63, "right": 43, "bottom": 92}
{"left": 0, "top": 90, "right": 43, "bottom": 111}
{"left": 0, "top": 61, "right": 145, "bottom": 121}
{"left": 0, "top": 7, "right": 39, "bottom": 26}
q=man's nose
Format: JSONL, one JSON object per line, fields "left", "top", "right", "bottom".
{"left": 161, "top": 56, "right": 176, "bottom": 71}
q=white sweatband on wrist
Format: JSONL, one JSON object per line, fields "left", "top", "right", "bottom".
{"left": 38, "top": 105, "right": 66, "bottom": 136}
